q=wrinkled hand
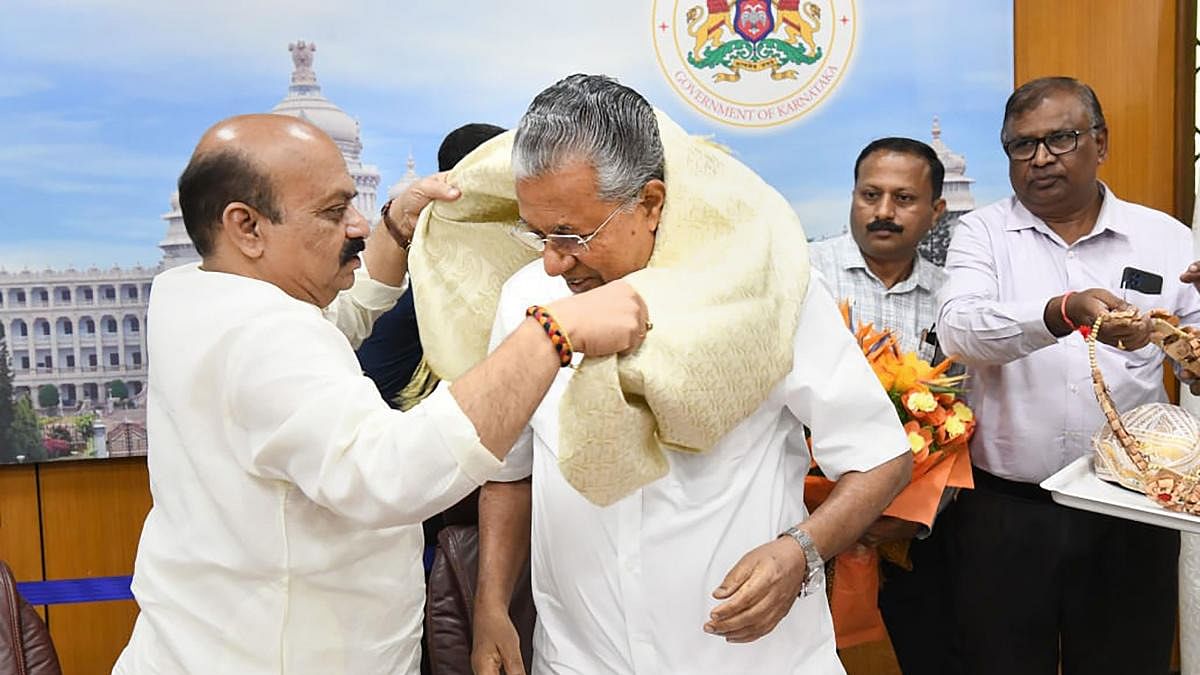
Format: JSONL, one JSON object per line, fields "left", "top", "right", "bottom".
{"left": 858, "top": 515, "right": 920, "bottom": 547}
{"left": 1064, "top": 288, "right": 1151, "bottom": 351}
{"left": 471, "top": 604, "right": 525, "bottom": 675}
{"left": 1180, "top": 262, "right": 1200, "bottom": 292}
{"left": 547, "top": 281, "right": 649, "bottom": 357}
{"left": 381, "top": 173, "right": 460, "bottom": 249}
{"left": 704, "top": 538, "right": 807, "bottom": 643}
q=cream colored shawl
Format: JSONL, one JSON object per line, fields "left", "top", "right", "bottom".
{"left": 409, "top": 111, "right": 809, "bottom": 506}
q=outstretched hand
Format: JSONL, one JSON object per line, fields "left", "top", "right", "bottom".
{"left": 1060, "top": 288, "right": 1151, "bottom": 351}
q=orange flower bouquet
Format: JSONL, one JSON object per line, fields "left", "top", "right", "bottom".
{"left": 803, "top": 300, "right": 976, "bottom": 649}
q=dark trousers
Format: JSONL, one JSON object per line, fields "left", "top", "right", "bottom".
{"left": 879, "top": 501, "right": 958, "bottom": 675}
{"left": 948, "top": 469, "right": 1179, "bottom": 675}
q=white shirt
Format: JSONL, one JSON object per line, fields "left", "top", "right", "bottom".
{"left": 490, "top": 262, "right": 908, "bottom": 675}
{"left": 114, "top": 263, "right": 500, "bottom": 675}
{"left": 809, "top": 232, "right": 946, "bottom": 361}
{"left": 938, "top": 188, "right": 1200, "bottom": 483}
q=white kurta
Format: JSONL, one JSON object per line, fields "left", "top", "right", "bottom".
{"left": 113, "top": 263, "right": 500, "bottom": 675}
{"left": 490, "top": 262, "right": 909, "bottom": 675}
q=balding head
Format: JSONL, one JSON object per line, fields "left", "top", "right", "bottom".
{"left": 179, "top": 114, "right": 342, "bottom": 256}
{"left": 178, "top": 113, "right": 369, "bottom": 307}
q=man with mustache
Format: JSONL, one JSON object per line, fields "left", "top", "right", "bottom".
{"left": 811, "top": 137, "right": 947, "bottom": 361}
{"left": 112, "top": 113, "right": 649, "bottom": 675}
{"left": 809, "top": 137, "right": 955, "bottom": 675}
{"left": 938, "top": 76, "right": 1200, "bottom": 675}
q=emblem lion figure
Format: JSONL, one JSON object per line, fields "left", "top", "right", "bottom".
{"left": 775, "top": 0, "right": 822, "bottom": 55}
{"left": 686, "top": 1, "right": 822, "bottom": 60}
{"left": 687, "top": 0, "right": 732, "bottom": 59}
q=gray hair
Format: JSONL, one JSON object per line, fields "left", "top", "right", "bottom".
{"left": 512, "top": 74, "right": 665, "bottom": 202}
{"left": 1001, "top": 76, "right": 1107, "bottom": 143}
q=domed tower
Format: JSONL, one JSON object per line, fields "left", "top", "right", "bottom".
{"left": 919, "top": 115, "right": 977, "bottom": 266}
{"left": 929, "top": 115, "right": 976, "bottom": 217}
{"left": 387, "top": 153, "right": 420, "bottom": 202}
{"left": 270, "top": 41, "right": 381, "bottom": 218}
{"left": 158, "top": 191, "right": 201, "bottom": 268}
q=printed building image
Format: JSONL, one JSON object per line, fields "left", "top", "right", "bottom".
{"left": 1, "top": 41, "right": 383, "bottom": 420}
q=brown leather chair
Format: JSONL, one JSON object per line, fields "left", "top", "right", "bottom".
{"left": 0, "top": 561, "right": 62, "bottom": 675}
{"left": 425, "top": 526, "right": 535, "bottom": 675}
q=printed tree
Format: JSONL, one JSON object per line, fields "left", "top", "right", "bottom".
{"left": 6, "top": 397, "right": 44, "bottom": 462}
{"left": 0, "top": 339, "right": 12, "bottom": 461}
{"left": 38, "top": 383, "right": 60, "bottom": 411}
{"left": 107, "top": 379, "right": 129, "bottom": 401}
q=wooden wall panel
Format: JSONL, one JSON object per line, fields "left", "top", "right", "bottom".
{"left": 1014, "top": 0, "right": 1190, "bottom": 220}
{"left": 0, "top": 464, "right": 43, "bottom": 582}
{"left": 39, "top": 458, "right": 150, "bottom": 675}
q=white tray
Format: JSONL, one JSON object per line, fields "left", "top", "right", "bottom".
{"left": 1040, "top": 455, "right": 1200, "bottom": 534}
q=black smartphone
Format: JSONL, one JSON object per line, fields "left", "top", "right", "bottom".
{"left": 1120, "top": 267, "right": 1163, "bottom": 295}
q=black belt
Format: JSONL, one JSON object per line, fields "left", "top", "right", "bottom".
{"left": 972, "top": 468, "right": 1054, "bottom": 503}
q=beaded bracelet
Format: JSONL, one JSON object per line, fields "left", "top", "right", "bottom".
{"left": 526, "top": 305, "right": 574, "bottom": 368}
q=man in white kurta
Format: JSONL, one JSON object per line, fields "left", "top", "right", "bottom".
{"left": 487, "top": 263, "right": 907, "bottom": 674}
{"left": 112, "top": 113, "right": 650, "bottom": 675}
{"left": 115, "top": 264, "right": 498, "bottom": 674}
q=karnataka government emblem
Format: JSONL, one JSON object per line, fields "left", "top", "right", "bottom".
{"left": 652, "top": 0, "right": 856, "bottom": 128}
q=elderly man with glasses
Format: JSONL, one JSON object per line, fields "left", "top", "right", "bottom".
{"left": 427, "top": 74, "right": 915, "bottom": 675}
{"left": 937, "top": 76, "right": 1200, "bottom": 675}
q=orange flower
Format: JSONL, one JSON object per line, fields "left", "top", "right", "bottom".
{"left": 889, "top": 351, "right": 930, "bottom": 394}
{"left": 842, "top": 306, "right": 975, "bottom": 458}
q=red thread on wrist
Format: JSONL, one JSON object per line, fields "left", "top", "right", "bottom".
{"left": 1060, "top": 291, "right": 1079, "bottom": 332}
{"left": 526, "top": 305, "right": 574, "bottom": 368}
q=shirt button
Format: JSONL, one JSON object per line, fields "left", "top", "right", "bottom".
{"left": 1066, "top": 251, "right": 1077, "bottom": 259}
{"left": 1069, "top": 384, "right": 1078, "bottom": 393}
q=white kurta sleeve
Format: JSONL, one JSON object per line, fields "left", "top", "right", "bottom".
{"left": 323, "top": 267, "right": 407, "bottom": 349}
{"left": 484, "top": 278, "right": 535, "bottom": 482}
{"left": 225, "top": 311, "right": 499, "bottom": 527}
{"left": 784, "top": 275, "right": 909, "bottom": 480}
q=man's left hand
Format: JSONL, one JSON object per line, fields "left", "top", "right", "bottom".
{"left": 858, "top": 515, "right": 921, "bottom": 547}
{"left": 381, "top": 172, "right": 460, "bottom": 249}
{"left": 704, "top": 538, "right": 807, "bottom": 643}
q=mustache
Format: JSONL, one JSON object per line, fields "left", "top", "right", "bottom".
{"left": 339, "top": 237, "right": 366, "bottom": 265}
{"left": 865, "top": 219, "right": 903, "bottom": 234}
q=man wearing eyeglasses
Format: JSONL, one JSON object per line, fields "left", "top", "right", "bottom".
{"left": 937, "top": 76, "right": 1200, "bottom": 675}
{"left": 462, "top": 74, "right": 912, "bottom": 675}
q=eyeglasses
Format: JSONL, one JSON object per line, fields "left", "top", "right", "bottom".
{"left": 1003, "top": 125, "right": 1103, "bottom": 161}
{"left": 509, "top": 198, "right": 634, "bottom": 256}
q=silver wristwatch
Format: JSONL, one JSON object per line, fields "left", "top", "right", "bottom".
{"left": 780, "top": 526, "right": 825, "bottom": 597}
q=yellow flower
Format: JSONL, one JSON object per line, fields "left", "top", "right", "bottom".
{"left": 904, "top": 420, "right": 933, "bottom": 460}
{"left": 908, "top": 430, "right": 927, "bottom": 454}
{"left": 904, "top": 389, "right": 938, "bottom": 414}
{"left": 943, "top": 414, "right": 966, "bottom": 439}
{"left": 952, "top": 401, "right": 974, "bottom": 422}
